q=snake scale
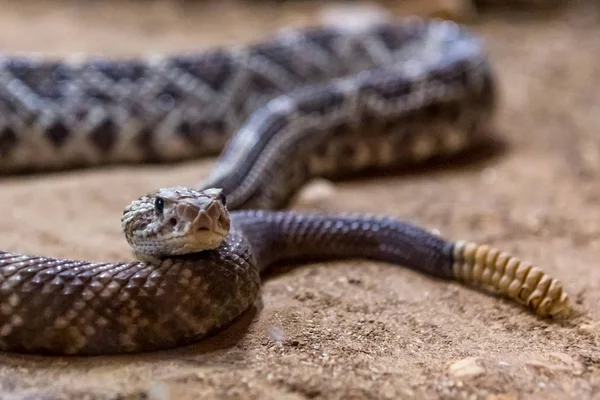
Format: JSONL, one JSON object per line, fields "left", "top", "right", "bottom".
{"left": 0, "top": 18, "right": 570, "bottom": 355}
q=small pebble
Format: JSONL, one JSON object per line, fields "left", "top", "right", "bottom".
{"left": 449, "top": 357, "right": 486, "bottom": 378}
{"left": 296, "top": 179, "right": 337, "bottom": 208}
{"left": 578, "top": 320, "right": 600, "bottom": 334}
{"left": 481, "top": 167, "right": 497, "bottom": 185}
{"left": 268, "top": 326, "right": 286, "bottom": 342}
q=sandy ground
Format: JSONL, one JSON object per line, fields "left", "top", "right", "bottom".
{"left": 0, "top": 0, "right": 599, "bottom": 399}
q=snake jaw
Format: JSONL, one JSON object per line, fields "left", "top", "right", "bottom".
{"left": 122, "top": 186, "right": 231, "bottom": 258}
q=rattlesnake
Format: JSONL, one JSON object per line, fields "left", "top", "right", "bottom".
{"left": 0, "top": 19, "right": 570, "bottom": 355}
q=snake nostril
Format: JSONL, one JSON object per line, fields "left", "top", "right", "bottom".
{"left": 169, "top": 218, "right": 178, "bottom": 227}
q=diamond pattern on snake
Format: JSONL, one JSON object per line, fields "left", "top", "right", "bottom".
{"left": 0, "top": 19, "right": 569, "bottom": 355}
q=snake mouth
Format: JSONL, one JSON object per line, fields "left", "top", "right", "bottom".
{"left": 157, "top": 228, "right": 228, "bottom": 255}
{"left": 193, "top": 226, "right": 227, "bottom": 237}
{"left": 190, "top": 224, "right": 228, "bottom": 239}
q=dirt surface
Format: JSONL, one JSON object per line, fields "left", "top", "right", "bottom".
{"left": 0, "top": 1, "right": 599, "bottom": 399}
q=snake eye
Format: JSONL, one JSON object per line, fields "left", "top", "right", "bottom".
{"left": 154, "top": 197, "right": 164, "bottom": 214}
{"left": 219, "top": 192, "right": 227, "bottom": 206}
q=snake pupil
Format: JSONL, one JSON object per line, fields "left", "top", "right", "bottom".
{"left": 155, "top": 197, "right": 164, "bottom": 214}
{"left": 219, "top": 192, "right": 227, "bottom": 206}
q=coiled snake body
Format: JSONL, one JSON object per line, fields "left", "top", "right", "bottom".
{"left": 0, "top": 19, "right": 570, "bottom": 355}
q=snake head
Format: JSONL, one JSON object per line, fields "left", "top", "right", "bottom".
{"left": 121, "top": 186, "right": 230, "bottom": 258}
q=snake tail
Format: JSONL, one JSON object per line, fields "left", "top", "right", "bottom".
{"left": 233, "top": 212, "right": 571, "bottom": 318}
{"left": 451, "top": 241, "right": 570, "bottom": 317}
